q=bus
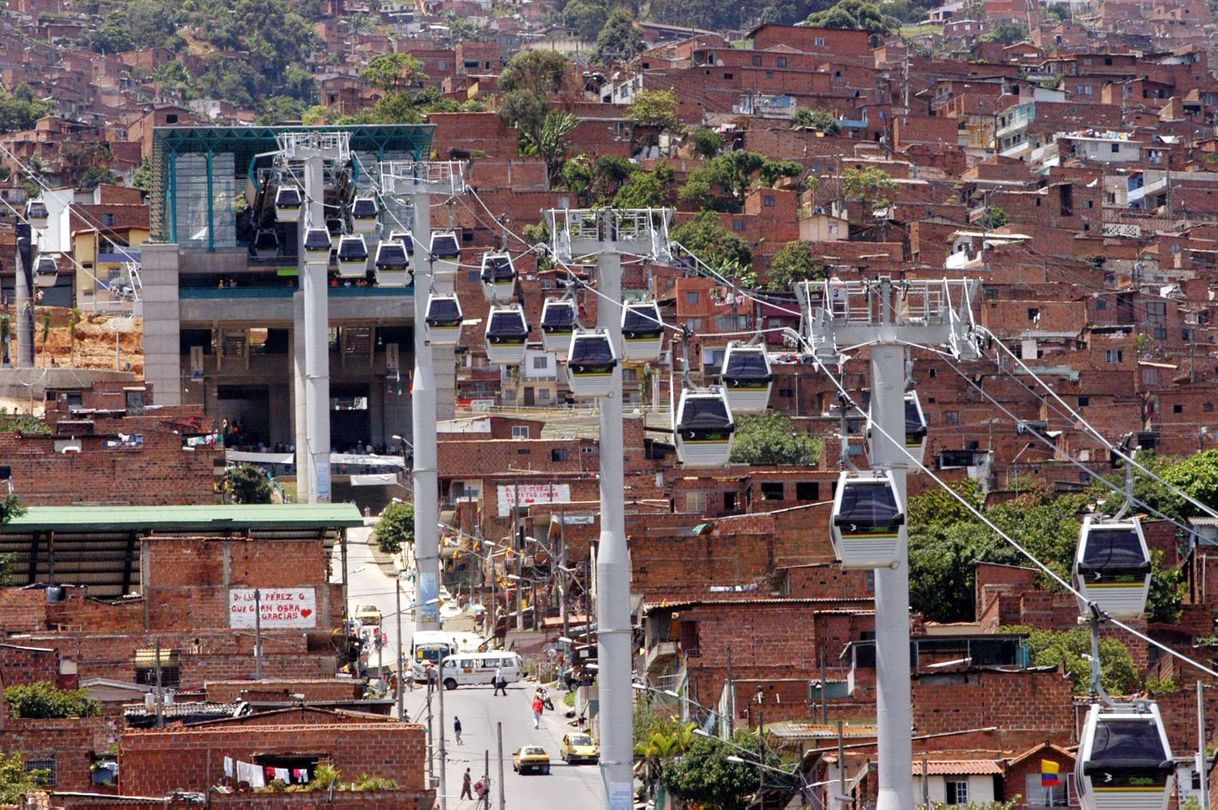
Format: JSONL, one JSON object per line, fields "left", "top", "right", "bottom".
{"left": 410, "top": 630, "right": 457, "bottom": 681}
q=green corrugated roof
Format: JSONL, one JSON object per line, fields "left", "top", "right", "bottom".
{"left": 0, "top": 504, "right": 364, "bottom": 532}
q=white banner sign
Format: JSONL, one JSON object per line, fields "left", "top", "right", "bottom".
{"left": 229, "top": 588, "right": 318, "bottom": 629}
{"left": 496, "top": 483, "right": 571, "bottom": 517}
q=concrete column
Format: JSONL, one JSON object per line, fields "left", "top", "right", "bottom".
{"left": 139, "top": 243, "right": 183, "bottom": 406}
{"left": 292, "top": 303, "right": 310, "bottom": 505}
{"left": 412, "top": 192, "right": 440, "bottom": 630}
{"left": 301, "top": 155, "right": 332, "bottom": 502}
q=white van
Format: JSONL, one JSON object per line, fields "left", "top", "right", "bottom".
{"left": 440, "top": 651, "right": 523, "bottom": 690}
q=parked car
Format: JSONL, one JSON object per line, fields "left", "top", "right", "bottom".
{"left": 354, "top": 604, "right": 382, "bottom": 626}
{"left": 512, "top": 746, "right": 551, "bottom": 775}
{"left": 559, "top": 734, "right": 599, "bottom": 764}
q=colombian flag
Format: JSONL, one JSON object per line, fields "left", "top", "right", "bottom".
{"left": 1041, "top": 760, "right": 1061, "bottom": 788}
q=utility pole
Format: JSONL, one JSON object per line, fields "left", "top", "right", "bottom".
{"left": 1199, "top": 680, "right": 1209, "bottom": 809}
{"left": 497, "top": 722, "right": 506, "bottom": 810}
{"left": 153, "top": 637, "right": 164, "bottom": 728}
{"left": 396, "top": 575, "right": 405, "bottom": 719}
{"left": 426, "top": 689, "right": 434, "bottom": 782}
{"left": 13, "top": 222, "right": 33, "bottom": 368}
{"left": 796, "top": 277, "right": 981, "bottom": 810}
{"left": 547, "top": 208, "right": 673, "bottom": 810}
{"left": 438, "top": 673, "right": 448, "bottom": 810}
{"left": 253, "top": 588, "right": 264, "bottom": 681}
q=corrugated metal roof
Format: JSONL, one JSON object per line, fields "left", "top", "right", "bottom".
{"left": 0, "top": 504, "right": 364, "bottom": 532}
{"left": 767, "top": 722, "right": 878, "bottom": 739}
{"left": 643, "top": 597, "right": 873, "bottom": 614}
{"left": 912, "top": 760, "right": 1004, "bottom": 776}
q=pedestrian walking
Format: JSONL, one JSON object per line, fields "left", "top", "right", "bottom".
{"left": 531, "top": 694, "right": 544, "bottom": 729}
{"left": 454, "top": 715, "right": 463, "bottom": 744}
{"left": 461, "top": 768, "right": 473, "bottom": 800}
{"left": 426, "top": 661, "right": 438, "bottom": 694}
{"left": 492, "top": 667, "right": 505, "bottom": 696}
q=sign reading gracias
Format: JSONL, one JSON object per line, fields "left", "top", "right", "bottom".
{"left": 228, "top": 588, "right": 318, "bottom": 629}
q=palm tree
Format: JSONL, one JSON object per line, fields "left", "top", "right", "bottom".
{"left": 633, "top": 721, "right": 695, "bottom": 798}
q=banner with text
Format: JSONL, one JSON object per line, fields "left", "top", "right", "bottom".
{"left": 229, "top": 588, "right": 318, "bottom": 629}
{"left": 496, "top": 483, "right": 571, "bottom": 517}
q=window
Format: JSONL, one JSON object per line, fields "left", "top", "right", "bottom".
{"left": 946, "top": 410, "right": 959, "bottom": 424}
{"left": 532, "top": 355, "right": 548, "bottom": 370}
{"left": 685, "top": 490, "right": 708, "bottom": 512}
{"left": 551, "top": 448, "right": 569, "bottom": 462}
{"left": 503, "top": 389, "right": 517, "bottom": 403}
{"left": 928, "top": 368, "right": 936, "bottom": 378}
{"left": 777, "top": 56, "right": 787, "bottom": 67}
{"left": 467, "top": 269, "right": 479, "bottom": 283}
{"left": 1027, "top": 308, "right": 1040, "bottom": 322}
{"left": 538, "top": 388, "right": 551, "bottom": 402}
{"left": 760, "top": 482, "right": 784, "bottom": 500}
{"left": 1110, "top": 143, "right": 1120, "bottom": 153}
{"left": 1174, "top": 403, "right": 1183, "bottom": 414}
{"left": 763, "top": 194, "right": 775, "bottom": 207}
{"left": 511, "top": 426, "right": 530, "bottom": 439}
{"left": 1096, "top": 299, "right": 1107, "bottom": 310}
{"left": 732, "top": 219, "right": 746, "bottom": 232}
{"left": 1105, "top": 349, "right": 1124, "bottom": 363}
{"left": 1145, "top": 300, "right": 1167, "bottom": 322}
{"left": 723, "top": 72, "right": 733, "bottom": 79}
{"left": 1153, "top": 327, "right": 1167, "bottom": 340}
{"left": 134, "top": 648, "right": 180, "bottom": 688}
{"left": 751, "top": 55, "right": 762, "bottom": 66}
{"left": 945, "top": 780, "right": 969, "bottom": 804}
{"left": 1025, "top": 773, "right": 1069, "bottom": 806}
{"left": 795, "top": 481, "right": 819, "bottom": 500}
{"left": 25, "top": 758, "right": 55, "bottom": 787}
{"left": 1206, "top": 402, "right": 1214, "bottom": 413}
{"left": 724, "top": 491, "right": 737, "bottom": 511}
{"left": 1079, "top": 395, "right": 1090, "bottom": 407}
{"left": 1142, "top": 367, "right": 1159, "bottom": 385}
{"left": 102, "top": 212, "right": 115, "bottom": 226}
{"left": 814, "top": 36, "right": 825, "bottom": 46}
{"left": 686, "top": 291, "right": 701, "bottom": 305}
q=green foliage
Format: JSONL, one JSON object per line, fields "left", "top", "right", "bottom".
{"left": 627, "top": 89, "right": 681, "bottom": 138}
{"left": 688, "top": 127, "right": 725, "bottom": 159}
{"left": 648, "top": 0, "right": 835, "bottom": 31}
{"left": 0, "top": 86, "right": 52, "bottom": 134}
{"left": 978, "top": 206, "right": 1009, "bottom": 229}
{"left": 765, "top": 241, "right": 826, "bottom": 290}
{"left": 730, "top": 412, "right": 822, "bottom": 465}
{"left": 842, "top": 166, "right": 897, "bottom": 213}
{"left": 803, "top": 0, "right": 898, "bottom": 33}
{"left": 980, "top": 22, "right": 1029, "bottom": 44}
{"left": 0, "top": 752, "right": 47, "bottom": 803}
{"left": 660, "top": 730, "right": 782, "bottom": 810}
{"left": 1157, "top": 449, "right": 1218, "bottom": 519}
{"left": 679, "top": 150, "right": 801, "bottom": 212}
{"left": 375, "top": 501, "right": 415, "bottom": 555}
{"left": 224, "top": 464, "right": 273, "bottom": 504}
{"left": 353, "top": 773, "right": 398, "bottom": 790}
{"left": 1003, "top": 625, "right": 1141, "bottom": 695}
{"left": 592, "top": 8, "right": 645, "bottom": 65}
{"left": 0, "top": 412, "right": 49, "bottom": 436}
{"left": 4, "top": 681, "right": 102, "bottom": 719}
{"left": 670, "top": 212, "right": 752, "bottom": 277}
{"left": 498, "top": 51, "right": 572, "bottom": 185}
{"left": 792, "top": 107, "right": 841, "bottom": 135}
{"left": 563, "top": 154, "right": 642, "bottom": 206}
{"left": 521, "top": 110, "right": 578, "bottom": 186}
{"left": 563, "top": 0, "right": 610, "bottom": 40}
{"left": 362, "top": 52, "right": 424, "bottom": 94}
{"left": 1147, "top": 549, "right": 1184, "bottom": 623}
{"left": 309, "top": 762, "right": 342, "bottom": 790}
{"left": 614, "top": 163, "right": 675, "bottom": 208}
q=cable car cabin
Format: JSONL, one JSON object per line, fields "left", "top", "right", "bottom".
{"left": 719, "top": 343, "right": 772, "bottom": 413}
{"left": 621, "top": 302, "right": 664, "bottom": 361}
{"left": 566, "top": 330, "right": 617, "bottom": 398}
{"left": 430, "top": 231, "right": 461, "bottom": 279}
{"left": 904, "top": 391, "right": 928, "bottom": 465}
{"left": 389, "top": 231, "right": 414, "bottom": 255}
{"left": 480, "top": 253, "right": 517, "bottom": 300}
{"left": 1077, "top": 702, "right": 1173, "bottom": 810}
{"left": 251, "top": 229, "right": 279, "bottom": 259}
{"left": 32, "top": 255, "right": 57, "bottom": 288}
{"left": 831, "top": 471, "right": 905, "bottom": 569}
{"left": 350, "top": 195, "right": 379, "bottom": 234}
{"left": 274, "top": 186, "right": 303, "bottom": 223}
{"left": 336, "top": 234, "right": 369, "bottom": 278}
{"left": 484, "top": 304, "right": 529, "bottom": 365}
{"left": 25, "top": 200, "right": 48, "bottom": 228}
{"left": 675, "top": 388, "right": 734, "bottom": 467}
{"left": 303, "top": 228, "right": 332, "bottom": 270}
{"left": 541, "top": 299, "right": 577, "bottom": 356}
{"left": 1073, "top": 517, "right": 1152, "bottom": 618}
{"left": 425, "top": 294, "right": 463, "bottom": 346}
{"left": 374, "top": 240, "right": 411, "bottom": 287}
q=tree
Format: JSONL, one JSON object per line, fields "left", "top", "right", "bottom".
{"left": 803, "top": 0, "right": 898, "bottom": 33}
{"left": 0, "top": 87, "right": 52, "bottom": 134}
{"left": 224, "top": 464, "right": 273, "bottom": 504}
{"left": 660, "top": 730, "right": 782, "bottom": 810}
{"left": 980, "top": 22, "right": 1029, "bottom": 44}
{"left": 730, "top": 412, "right": 821, "bottom": 465}
{"left": 792, "top": 107, "right": 840, "bottom": 135}
{"left": 614, "top": 163, "right": 674, "bottom": 208}
{"left": 758, "top": 158, "right": 804, "bottom": 189}
{"left": 562, "top": 0, "right": 609, "bottom": 40}
{"left": 1158, "top": 449, "right": 1218, "bottom": 519}
{"left": 362, "top": 52, "right": 424, "bottom": 94}
{"left": 375, "top": 501, "right": 414, "bottom": 555}
{"left": 4, "top": 681, "right": 102, "bottom": 718}
{"left": 841, "top": 166, "right": 896, "bottom": 216}
{"left": 766, "top": 241, "right": 826, "bottom": 290}
{"left": 520, "top": 109, "right": 578, "bottom": 186}
{"left": 627, "top": 89, "right": 681, "bottom": 154}
{"left": 978, "top": 206, "right": 1009, "bottom": 230}
{"left": 498, "top": 51, "right": 571, "bottom": 184}
{"left": 670, "top": 212, "right": 752, "bottom": 277}
{"left": 0, "top": 753, "right": 46, "bottom": 803}
{"left": 687, "top": 127, "right": 725, "bottom": 159}
{"left": 1148, "top": 549, "right": 1185, "bottom": 623}
{"left": 1003, "top": 625, "right": 1141, "bottom": 695}
{"left": 592, "top": 8, "right": 645, "bottom": 65}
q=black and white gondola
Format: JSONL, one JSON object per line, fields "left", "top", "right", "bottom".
{"left": 719, "top": 342, "right": 773, "bottom": 413}
{"left": 274, "top": 186, "right": 303, "bottom": 223}
{"left": 429, "top": 231, "right": 461, "bottom": 279}
{"left": 484, "top": 303, "right": 529, "bottom": 365}
{"left": 32, "top": 254, "right": 57, "bottom": 288}
{"left": 424, "top": 294, "right": 464, "bottom": 345}
{"left": 336, "top": 234, "right": 369, "bottom": 278}
{"left": 25, "top": 200, "right": 48, "bottom": 228}
{"left": 830, "top": 470, "right": 905, "bottom": 569}
{"left": 480, "top": 252, "right": 517, "bottom": 300}
{"left": 1076, "top": 701, "right": 1173, "bottom": 810}
{"left": 674, "top": 387, "right": 735, "bottom": 467}
{"left": 565, "top": 329, "right": 617, "bottom": 398}
{"left": 373, "top": 239, "right": 411, "bottom": 287}
{"left": 350, "top": 195, "right": 379, "bottom": 235}
{"left": 621, "top": 301, "right": 664, "bottom": 361}
{"left": 1073, "top": 516, "right": 1152, "bottom": 619}
{"left": 303, "top": 227, "right": 332, "bottom": 270}
{"left": 540, "top": 299, "right": 577, "bottom": 357}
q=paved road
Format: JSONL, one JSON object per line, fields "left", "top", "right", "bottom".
{"left": 335, "top": 528, "right": 604, "bottom": 809}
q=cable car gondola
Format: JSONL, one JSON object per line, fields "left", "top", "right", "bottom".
{"left": 484, "top": 303, "right": 529, "bottom": 365}
{"left": 675, "top": 388, "right": 734, "bottom": 467}
{"left": 541, "top": 299, "right": 577, "bottom": 357}
{"left": 336, "top": 234, "right": 369, "bottom": 278}
{"left": 1073, "top": 516, "right": 1152, "bottom": 618}
{"left": 374, "top": 239, "right": 411, "bottom": 287}
{"left": 251, "top": 229, "right": 279, "bottom": 259}
{"left": 904, "top": 391, "right": 928, "bottom": 465}
{"left": 830, "top": 470, "right": 905, "bottom": 569}
{"left": 621, "top": 301, "right": 664, "bottom": 361}
{"left": 32, "top": 255, "right": 57, "bottom": 288}
{"left": 303, "top": 227, "right": 332, "bottom": 270}
{"left": 388, "top": 231, "right": 414, "bottom": 256}
{"left": 566, "top": 329, "right": 617, "bottom": 398}
{"left": 274, "top": 186, "right": 303, "bottom": 223}
{"left": 425, "top": 294, "right": 464, "bottom": 346}
{"left": 480, "top": 252, "right": 517, "bottom": 300}
{"left": 25, "top": 200, "right": 48, "bottom": 228}
{"left": 430, "top": 231, "right": 461, "bottom": 279}
{"left": 350, "top": 195, "right": 379, "bottom": 234}
{"left": 1076, "top": 702, "right": 1173, "bottom": 810}
{"left": 719, "top": 342, "right": 773, "bottom": 413}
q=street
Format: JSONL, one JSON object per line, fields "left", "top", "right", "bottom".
{"left": 337, "top": 527, "right": 605, "bottom": 809}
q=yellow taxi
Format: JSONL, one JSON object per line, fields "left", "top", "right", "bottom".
{"left": 559, "top": 733, "right": 600, "bottom": 764}
{"left": 354, "top": 604, "right": 382, "bottom": 626}
{"left": 511, "top": 745, "right": 551, "bottom": 775}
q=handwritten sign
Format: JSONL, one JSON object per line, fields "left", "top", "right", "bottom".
{"left": 228, "top": 588, "right": 317, "bottom": 629}
{"left": 496, "top": 483, "right": 571, "bottom": 517}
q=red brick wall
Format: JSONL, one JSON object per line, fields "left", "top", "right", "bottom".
{"left": 912, "top": 669, "right": 1075, "bottom": 749}
{"left": 56, "top": 789, "right": 434, "bottom": 809}
{"left": 0, "top": 643, "right": 63, "bottom": 688}
{"left": 204, "top": 680, "right": 361, "bottom": 704}
{"left": 119, "top": 723, "right": 428, "bottom": 795}
{"left": 1, "top": 717, "right": 115, "bottom": 792}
